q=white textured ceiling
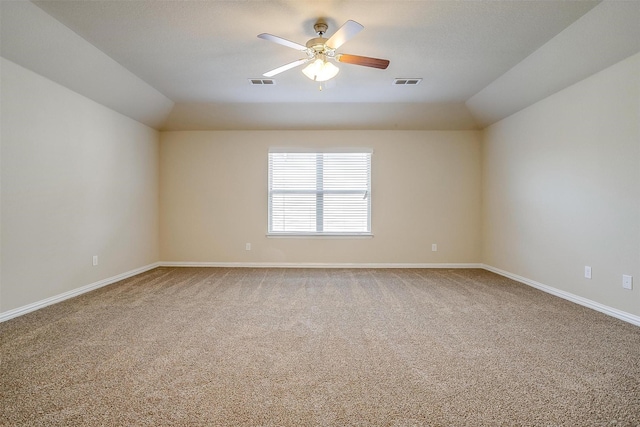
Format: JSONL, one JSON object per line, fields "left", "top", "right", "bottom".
{"left": 32, "top": 0, "right": 601, "bottom": 104}
{"left": 3, "top": 1, "right": 639, "bottom": 130}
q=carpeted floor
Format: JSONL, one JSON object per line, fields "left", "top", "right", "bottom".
{"left": 1, "top": 267, "right": 639, "bottom": 426}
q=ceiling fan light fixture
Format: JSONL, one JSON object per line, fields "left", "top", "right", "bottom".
{"left": 302, "top": 58, "right": 339, "bottom": 82}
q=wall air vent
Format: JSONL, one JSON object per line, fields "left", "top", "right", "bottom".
{"left": 393, "top": 78, "right": 422, "bottom": 85}
{"left": 249, "top": 79, "right": 276, "bottom": 85}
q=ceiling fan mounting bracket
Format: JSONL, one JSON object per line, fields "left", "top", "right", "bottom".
{"left": 313, "top": 22, "right": 328, "bottom": 36}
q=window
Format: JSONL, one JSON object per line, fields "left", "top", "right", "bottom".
{"left": 268, "top": 149, "right": 372, "bottom": 236}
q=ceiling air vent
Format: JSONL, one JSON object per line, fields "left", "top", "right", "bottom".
{"left": 393, "top": 78, "right": 422, "bottom": 86}
{"left": 249, "top": 79, "right": 276, "bottom": 85}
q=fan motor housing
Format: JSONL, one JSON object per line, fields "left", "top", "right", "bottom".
{"left": 306, "top": 37, "right": 326, "bottom": 49}
{"left": 306, "top": 37, "right": 334, "bottom": 57}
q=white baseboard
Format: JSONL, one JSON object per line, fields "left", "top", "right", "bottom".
{"left": 482, "top": 264, "right": 640, "bottom": 327}
{"left": 160, "top": 261, "right": 484, "bottom": 269}
{"left": 0, "top": 262, "right": 161, "bottom": 323}
{"left": 4, "top": 261, "right": 637, "bottom": 328}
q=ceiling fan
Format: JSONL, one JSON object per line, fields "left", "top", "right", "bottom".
{"left": 258, "top": 19, "right": 390, "bottom": 82}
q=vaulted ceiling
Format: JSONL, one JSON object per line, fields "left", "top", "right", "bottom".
{"left": 2, "top": 1, "right": 639, "bottom": 130}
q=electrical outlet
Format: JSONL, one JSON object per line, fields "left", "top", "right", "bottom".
{"left": 622, "top": 275, "right": 633, "bottom": 290}
{"left": 245, "top": 243, "right": 251, "bottom": 251}
{"left": 584, "top": 266, "right": 592, "bottom": 279}
{"left": 432, "top": 244, "right": 438, "bottom": 252}
{"left": 92, "top": 255, "right": 98, "bottom": 266}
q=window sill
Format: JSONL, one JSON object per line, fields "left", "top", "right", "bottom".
{"left": 267, "top": 233, "right": 373, "bottom": 239}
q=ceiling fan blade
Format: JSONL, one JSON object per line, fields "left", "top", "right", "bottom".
{"left": 263, "top": 58, "right": 310, "bottom": 77}
{"left": 337, "top": 54, "right": 390, "bottom": 70}
{"left": 325, "top": 20, "right": 364, "bottom": 50}
{"left": 258, "top": 33, "right": 308, "bottom": 51}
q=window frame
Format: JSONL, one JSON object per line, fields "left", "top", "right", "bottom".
{"left": 267, "top": 148, "right": 373, "bottom": 237}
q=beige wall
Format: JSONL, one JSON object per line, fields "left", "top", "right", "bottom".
{"left": 482, "top": 53, "right": 640, "bottom": 316}
{"left": 160, "top": 130, "right": 482, "bottom": 264}
{"left": 0, "top": 58, "right": 160, "bottom": 313}
{"left": 4, "top": 42, "right": 637, "bottom": 322}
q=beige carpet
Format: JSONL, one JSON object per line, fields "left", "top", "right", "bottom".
{"left": 1, "top": 267, "right": 639, "bottom": 426}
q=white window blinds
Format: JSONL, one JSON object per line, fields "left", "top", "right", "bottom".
{"left": 268, "top": 149, "right": 372, "bottom": 235}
